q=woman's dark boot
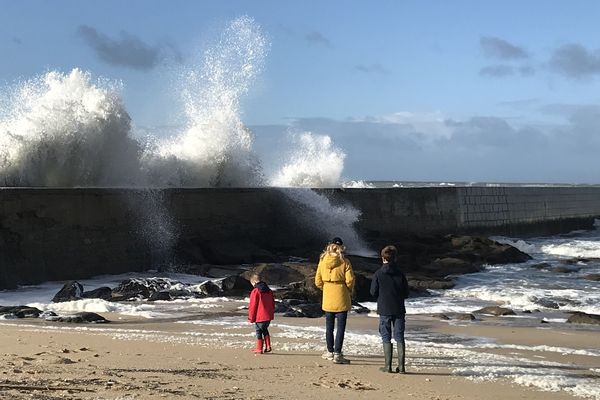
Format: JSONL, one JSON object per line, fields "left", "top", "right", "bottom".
{"left": 395, "top": 342, "right": 406, "bottom": 373}
{"left": 379, "top": 343, "right": 393, "bottom": 373}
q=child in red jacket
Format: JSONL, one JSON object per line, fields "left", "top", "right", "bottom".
{"left": 248, "top": 272, "right": 275, "bottom": 354}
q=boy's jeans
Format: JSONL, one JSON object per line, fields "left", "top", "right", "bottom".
{"left": 325, "top": 311, "right": 348, "bottom": 353}
{"left": 255, "top": 321, "right": 270, "bottom": 339}
{"left": 378, "top": 314, "right": 405, "bottom": 344}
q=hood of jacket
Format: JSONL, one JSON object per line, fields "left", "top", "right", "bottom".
{"left": 254, "top": 281, "right": 271, "bottom": 293}
{"left": 321, "top": 253, "right": 345, "bottom": 270}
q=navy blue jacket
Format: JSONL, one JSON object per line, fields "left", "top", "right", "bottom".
{"left": 370, "top": 262, "right": 410, "bottom": 316}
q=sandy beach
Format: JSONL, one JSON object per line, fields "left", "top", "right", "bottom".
{"left": 1, "top": 301, "right": 598, "bottom": 400}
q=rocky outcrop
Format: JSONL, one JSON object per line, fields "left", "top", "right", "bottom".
{"left": 566, "top": 312, "right": 600, "bottom": 325}
{"left": 473, "top": 306, "right": 516, "bottom": 316}
{"left": 47, "top": 312, "right": 109, "bottom": 323}
{"left": 0, "top": 305, "right": 42, "bottom": 318}
{"left": 52, "top": 281, "right": 84, "bottom": 303}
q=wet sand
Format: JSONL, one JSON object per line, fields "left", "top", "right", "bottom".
{"left": 0, "top": 306, "right": 598, "bottom": 400}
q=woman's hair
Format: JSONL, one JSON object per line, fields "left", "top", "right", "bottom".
{"left": 320, "top": 243, "right": 345, "bottom": 259}
{"left": 381, "top": 245, "right": 398, "bottom": 262}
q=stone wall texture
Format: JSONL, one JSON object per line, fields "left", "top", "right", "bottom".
{"left": 2, "top": 186, "right": 600, "bottom": 287}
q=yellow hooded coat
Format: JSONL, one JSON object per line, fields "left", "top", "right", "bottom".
{"left": 315, "top": 253, "right": 355, "bottom": 312}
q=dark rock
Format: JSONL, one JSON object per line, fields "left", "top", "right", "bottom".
{"left": 566, "top": 312, "right": 600, "bottom": 325}
{"left": 422, "top": 257, "right": 479, "bottom": 276}
{"left": 197, "top": 280, "right": 221, "bottom": 296}
{"left": 219, "top": 274, "right": 253, "bottom": 296}
{"left": 560, "top": 258, "right": 589, "bottom": 265}
{"left": 51, "top": 312, "right": 109, "bottom": 323}
{"left": 473, "top": 306, "right": 516, "bottom": 316}
{"left": 0, "top": 305, "right": 42, "bottom": 318}
{"left": 111, "top": 278, "right": 179, "bottom": 301}
{"left": 530, "top": 262, "right": 552, "bottom": 270}
{"left": 81, "top": 287, "right": 113, "bottom": 300}
{"left": 111, "top": 279, "right": 152, "bottom": 300}
{"left": 274, "top": 301, "right": 290, "bottom": 313}
{"left": 352, "top": 272, "right": 374, "bottom": 302}
{"left": 408, "top": 277, "right": 455, "bottom": 290}
{"left": 284, "top": 303, "right": 323, "bottom": 318}
{"left": 148, "top": 291, "right": 172, "bottom": 301}
{"left": 533, "top": 298, "right": 560, "bottom": 309}
{"left": 52, "top": 281, "right": 84, "bottom": 303}
{"left": 583, "top": 273, "right": 600, "bottom": 281}
{"left": 351, "top": 301, "right": 370, "bottom": 314}
{"left": 551, "top": 266, "right": 581, "bottom": 273}
{"left": 454, "top": 313, "right": 476, "bottom": 321}
{"left": 434, "top": 314, "right": 450, "bottom": 320}
{"left": 244, "top": 263, "right": 306, "bottom": 287}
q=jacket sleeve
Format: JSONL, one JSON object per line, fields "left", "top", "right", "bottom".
{"left": 315, "top": 261, "right": 324, "bottom": 289}
{"left": 401, "top": 273, "right": 410, "bottom": 299}
{"left": 248, "top": 289, "right": 258, "bottom": 322}
{"left": 370, "top": 271, "right": 379, "bottom": 298}
{"left": 344, "top": 259, "right": 355, "bottom": 292}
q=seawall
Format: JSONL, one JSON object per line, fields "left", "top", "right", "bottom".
{"left": 2, "top": 186, "right": 600, "bottom": 288}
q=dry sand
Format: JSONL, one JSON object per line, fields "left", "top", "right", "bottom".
{"left": 0, "top": 305, "right": 598, "bottom": 400}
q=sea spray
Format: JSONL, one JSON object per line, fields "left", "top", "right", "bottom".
{"left": 130, "top": 189, "right": 179, "bottom": 269}
{"left": 278, "top": 188, "right": 374, "bottom": 256}
{"left": 0, "top": 69, "right": 141, "bottom": 186}
{"left": 141, "top": 16, "right": 268, "bottom": 187}
{"left": 270, "top": 132, "right": 344, "bottom": 187}
{"left": 270, "top": 132, "right": 373, "bottom": 256}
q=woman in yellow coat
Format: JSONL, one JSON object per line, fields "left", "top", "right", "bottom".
{"left": 315, "top": 237, "right": 355, "bottom": 364}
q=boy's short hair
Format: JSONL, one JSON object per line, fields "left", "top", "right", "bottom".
{"left": 381, "top": 245, "right": 397, "bottom": 262}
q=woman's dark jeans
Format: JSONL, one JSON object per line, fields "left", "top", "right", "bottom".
{"left": 325, "top": 311, "right": 348, "bottom": 353}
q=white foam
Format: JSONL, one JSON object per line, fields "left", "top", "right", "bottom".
{"left": 541, "top": 240, "right": 600, "bottom": 259}
{"left": 342, "top": 180, "right": 376, "bottom": 189}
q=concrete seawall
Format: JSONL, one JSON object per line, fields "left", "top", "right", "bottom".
{"left": 2, "top": 186, "right": 600, "bottom": 288}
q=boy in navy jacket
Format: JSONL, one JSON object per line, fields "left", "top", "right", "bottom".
{"left": 370, "top": 245, "right": 410, "bottom": 373}
{"left": 248, "top": 272, "right": 275, "bottom": 354}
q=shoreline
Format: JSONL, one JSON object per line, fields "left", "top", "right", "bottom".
{"left": 1, "top": 303, "right": 598, "bottom": 400}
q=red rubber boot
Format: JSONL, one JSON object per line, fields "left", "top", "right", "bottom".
{"left": 264, "top": 335, "right": 272, "bottom": 353}
{"left": 252, "top": 339, "right": 264, "bottom": 354}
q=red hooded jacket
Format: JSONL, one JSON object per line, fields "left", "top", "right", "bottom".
{"left": 248, "top": 281, "right": 275, "bottom": 323}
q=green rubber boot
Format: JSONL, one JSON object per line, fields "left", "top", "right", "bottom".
{"left": 396, "top": 341, "right": 406, "bottom": 374}
{"left": 379, "top": 343, "right": 393, "bottom": 373}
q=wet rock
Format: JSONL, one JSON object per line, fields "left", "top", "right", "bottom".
{"left": 454, "top": 313, "right": 476, "bottom": 321}
{"left": 551, "top": 266, "right": 581, "bottom": 273}
{"left": 407, "top": 277, "right": 455, "bottom": 290}
{"left": 274, "top": 301, "right": 291, "bottom": 313}
{"left": 351, "top": 301, "right": 370, "bottom": 314}
{"left": 111, "top": 278, "right": 181, "bottom": 300}
{"left": 244, "top": 263, "right": 306, "bottom": 287}
{"left": 148, "top": 291, "right": 172, "bottom": 301}
{"left": 219, "top": 274, "right": 253, "bottom": 296}
{"left": 284, "top": 303, "right": 323, "bottom": 318}
{"left": 81, "top": 286, "right": 113, "bottom": 300}
{"left": 352, "top": 272, "right": 374, "bottom": 302}
{"left": 533, "top": 298, "right": 560, "bottom": 309}
{"left": 52, "top": 281, "right": 84, "bottom": 303}
{"left": 566, "top": 312, "right": 600, "bottom": 325}
{"left": 0, "top": 305, "right": 42, "bottom": 318}
{"left": 473, "top": 306, "right": 516, "bottom": 316}
{"left": 197, "top": 280, "right": 221, "bottom": 296}
{"left": 530, "top": 262, "right": 552, "bottom": 270}
{"left": 434, "top": 314, "right": 451, "bottom": 320}
{"left": 583, "top": 273, "right": 600, "bottom": 281}
{"left": 49, "top": 312, "right": 109, "bottom": 323}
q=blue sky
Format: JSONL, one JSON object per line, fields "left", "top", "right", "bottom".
{"left": 2, "top": 1, "right": 600, "bottom": 183}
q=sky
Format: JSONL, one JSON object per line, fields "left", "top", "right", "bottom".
{"left": 2, "top": 0, "right": 600, "bottom": 183}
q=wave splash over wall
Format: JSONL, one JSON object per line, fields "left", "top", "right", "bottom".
{"left": 0, "top": 16, "right": 372, "bottom": 255}
{"left": 0, "top": 69, "right": 141, "bottom": 187}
